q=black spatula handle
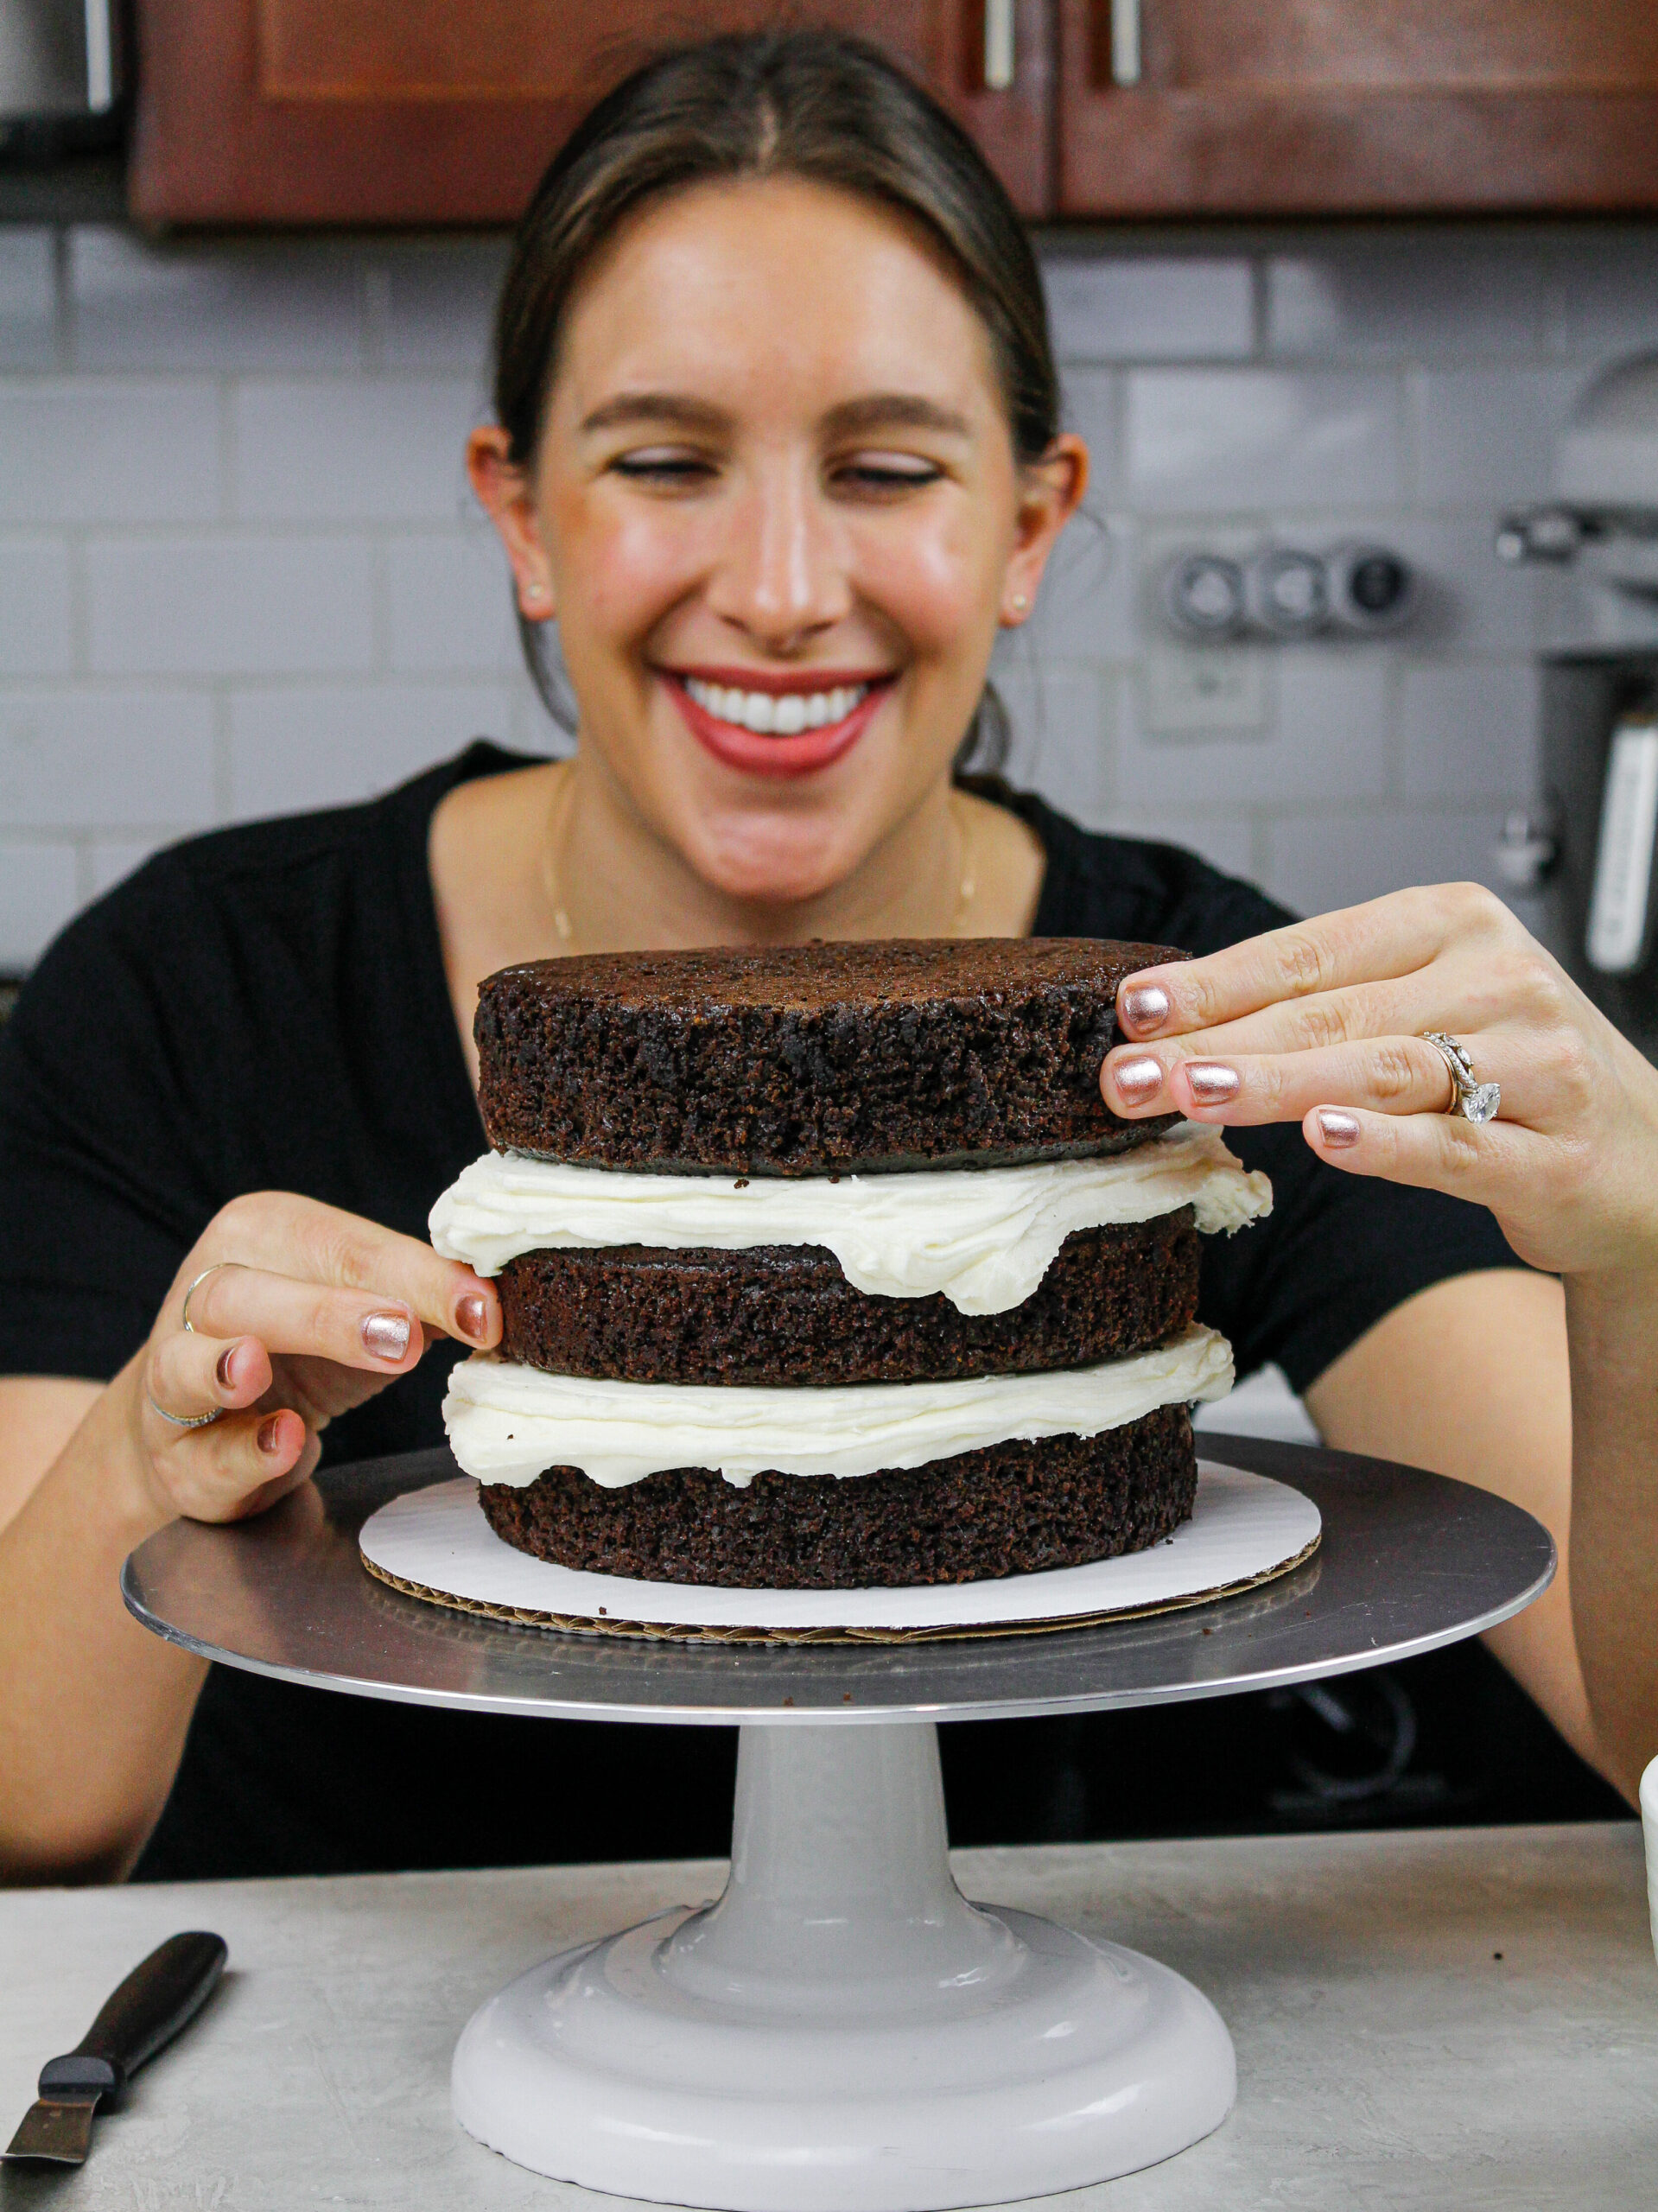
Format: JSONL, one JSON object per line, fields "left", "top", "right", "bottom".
{"left": 38, "top": 1931, "right": 227, "bottom": 2100}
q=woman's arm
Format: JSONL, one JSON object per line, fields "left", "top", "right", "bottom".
{"left": 1103, "top": 884, "right": 1658, "bottom": 1804}
{"left": 1305, "top": 1268, "right": 1599, "bottom": 1777}
{"left": 0, "top": 1195, "right": 500, "bottom": 1885}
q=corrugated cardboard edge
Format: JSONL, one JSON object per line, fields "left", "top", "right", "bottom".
{"left": 359, "top": 1532, "right": 1320, "bottom": 1646}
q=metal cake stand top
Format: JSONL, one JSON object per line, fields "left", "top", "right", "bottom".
{"left": 122, "top": 1436, "right": 1553, "bottom": 1726}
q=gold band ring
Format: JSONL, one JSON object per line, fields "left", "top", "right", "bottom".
{"left": 1420, "top": 1033, "right": 1502, "bottom": 1124}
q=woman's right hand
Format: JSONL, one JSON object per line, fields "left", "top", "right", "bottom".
{"left": 126, "top": 1192, "right": 500, "bottom": 1528}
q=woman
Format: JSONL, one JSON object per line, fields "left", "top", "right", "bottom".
{"left": 1, "top": 33, "right": 1654, "bottom": 1885}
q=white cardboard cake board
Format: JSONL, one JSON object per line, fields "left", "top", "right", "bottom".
{"left": 359, "top": 1462, "right": 1320, "bottom": 1644}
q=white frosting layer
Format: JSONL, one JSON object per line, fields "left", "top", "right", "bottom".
{"left": 429, "top": 1123, "right": 1271, "bottom": 1316}
{"left": 443, "top": 1322, "right": 1233, "bottom": 1490}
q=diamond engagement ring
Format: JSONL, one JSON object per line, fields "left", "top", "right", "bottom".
{"left": 1421, "top": 1032, "right": 1501, "bottom": 1123}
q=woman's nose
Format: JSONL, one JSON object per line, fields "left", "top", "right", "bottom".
{"left": 708, "top": 465, "right": 851, "bottom": 645}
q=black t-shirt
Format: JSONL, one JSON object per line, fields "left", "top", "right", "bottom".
{"left": 0, "top": 743, "right": 1541, "bottom": 1877}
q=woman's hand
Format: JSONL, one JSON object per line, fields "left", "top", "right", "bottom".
{"left": 125, "top": 1192, "right": 500, "bottom": 1528}
{"left": 1101, "top": 882, "right": 1658, "bottom": 1283}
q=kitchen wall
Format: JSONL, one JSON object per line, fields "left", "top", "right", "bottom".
{"left": 3, "top": 217, "right": 1657, "bottom": 971}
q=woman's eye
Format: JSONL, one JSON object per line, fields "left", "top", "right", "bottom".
{"left": 609, "top": 449, "right": 717, "bottom": 485}
{"left": 832, "top": 454, "right": 945, "bottom": 494}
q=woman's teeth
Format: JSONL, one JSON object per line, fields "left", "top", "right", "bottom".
{"left": 682, "top": 677, "right": 871, "bottom": 735}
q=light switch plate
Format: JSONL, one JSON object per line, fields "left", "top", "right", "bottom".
{"left": 1142, "top": 648, "right": 1270, "bottom": 734}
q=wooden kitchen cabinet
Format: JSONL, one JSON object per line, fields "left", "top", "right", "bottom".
{"left": 1058, "top": 0, "right": 1658, "bottom": 215}
{"left": 129, "top": 1, "right": 1054, "bottom": 226}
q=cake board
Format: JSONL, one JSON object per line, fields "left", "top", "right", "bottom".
{"left": 123, "top": 1434, "right": 1554, "bottom": 2212}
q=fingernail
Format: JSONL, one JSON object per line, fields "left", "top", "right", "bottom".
{"left": 1186, "top": 1061, "right": 1241, "bottom": 1106}
{"left": 215, "top": 1343, "right": 238, "bottom": 1391}
{"left": 457, "top": 1293, "right": 490, "bottom": 1344}
{"left": 362, "top": 1311, "right": 412, "bottom": 1363}
{"left": 1111, "top": 1055, "right": 1165, "bottom": 1106}
{"left": 1318, "top": 1108, "right": 1361, "bottom": 1149}
{"left": 257, "top": 1414, "right": 284, "bottom": 1455}
{"left": 1121, "top": 982, "right": 1171, "bottom": 1036}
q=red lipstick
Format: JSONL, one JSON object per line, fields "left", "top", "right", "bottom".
{"left": 662, "top": 670, "right": 893, "bottom": 779}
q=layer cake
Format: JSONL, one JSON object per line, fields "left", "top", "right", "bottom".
{"left": 432, "top": 939, "right": 1272, "bottom": 1592}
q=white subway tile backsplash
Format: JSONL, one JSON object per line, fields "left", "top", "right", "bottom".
{"left": 993, "top": 664, "right": 1111, "bottom": 824}
{"left": 1125, "top": 371, "right": 1402, "bottom": 512}
{"left": 1058, "top": 366, "right": 1117, "bottom": 502}
{"left": 0, "top": 380, "right": 221, "bottom": 524}
{"left": 1542, "top": 230, "right": 1658, "bottom": 359}
{"left": 386, "top": 530, "right": 521, "bottom": 671}
{"left": 1408, "top": 365, "right": 1585, "bottom": 510}
{"left": 0, "top": 688, "right": 214, "bottom": 825}
{"left": 69, "top": 229, "right": 364, "bottom": 373}
{"left": 232, "top": 378, "right": 481, "bottom": 521}
{"left": 226, "top": 682, "right": 515, "bottom": 816}
{"left": 374, "top": 238, "right": 511, "bottom": 372}
{"left": 1044, "top": 256, "right": 1252, "bottom": 364}
{"left": 0, "top": 229, "right": 56, "bottom": 371}
{"left": 0, "top": 838, "right": 79, "bottom": 969}
{"left": 1400, "top": 659, "right": 1540, "bottom": 801}
{"left": 1117, "top": 646, "right": 1388, "bottom": 810}
{"left": 1265, "top": 806, "right": 1515, "bottom": 916}
{"left": 0, "top": 539, "right": 73, "bottom": 675}
{"left": 86, "top": 536, "right": 376, "bottom": 677}
{"left": 1267, "top": 237, "right": 1541, "bottom": 362}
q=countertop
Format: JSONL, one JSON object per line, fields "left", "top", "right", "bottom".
{"left": 2, "top": 1823, "right": 1654, "bottom": 2210}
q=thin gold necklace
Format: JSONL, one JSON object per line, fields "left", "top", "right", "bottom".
{"left": 539, "top": 760, "right": 979, "bottom": 954}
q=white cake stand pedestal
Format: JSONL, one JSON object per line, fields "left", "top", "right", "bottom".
{"left": 123, "top": 1434, "right": 1554, "bottom": 2211}
{"left": 454, "top": 1720, "right": 1232, "bottom": 2209}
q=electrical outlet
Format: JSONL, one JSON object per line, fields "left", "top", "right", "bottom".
{"left": 1142, "top": 648, "right": 1270, "bottom": 734}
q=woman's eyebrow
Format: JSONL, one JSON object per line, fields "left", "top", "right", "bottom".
{"left": 580, "top": 393, "right": 734, "bottom": 435}
{"left": 821, "top": 395, "right": 972, "bottom": 438}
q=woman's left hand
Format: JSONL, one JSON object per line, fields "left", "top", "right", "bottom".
{"left": 1101, "top": 882, "right": 1658, "bottom": 1284}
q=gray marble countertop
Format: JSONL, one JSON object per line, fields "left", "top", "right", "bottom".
{"left": 2, "top": 1823, "right": 1655, "bottom": 2211}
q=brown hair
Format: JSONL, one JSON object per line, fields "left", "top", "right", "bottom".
{"left": 494, "top": 29, "right": 1058, "bottom": 766}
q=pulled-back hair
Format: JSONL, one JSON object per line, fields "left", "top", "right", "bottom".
{"left": 494, "top": 30, "right": 1057, "bottom": 767}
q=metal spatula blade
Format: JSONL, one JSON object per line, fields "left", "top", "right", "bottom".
{"left": 5, "top": 2091, "right": 99, "bottom": 2165}
{"left": 3, "top": 1931, "right": 226, "bottom": 2167}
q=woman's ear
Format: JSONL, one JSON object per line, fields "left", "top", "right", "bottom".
{"left": 467, "top": 425, "right": 556, "bottom": 620}
{"left": 1000, "top": 432, "right": 1089, "bottom": 627}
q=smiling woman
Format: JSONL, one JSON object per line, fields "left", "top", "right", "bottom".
{"left": 0, "top": 29, "right": 1654, "bottom": 1889}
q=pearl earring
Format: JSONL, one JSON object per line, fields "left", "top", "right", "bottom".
{"left": 1010, "top": 592, "right": 1029, "bottom": 612}
{"left": 524, "top": 581, "right": 549, "bottom": 606}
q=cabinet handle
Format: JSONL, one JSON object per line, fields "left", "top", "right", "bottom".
{"left": 1110, "top": 0, "right": 1141, "bottom": 86}
{"left": 983, "top": 0, "right": 1015, "bottom": 91}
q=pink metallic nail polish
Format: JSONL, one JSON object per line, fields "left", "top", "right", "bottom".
{"left": 1318, "top": 1109, "right": 1361, "bottom": 1148}
{"left": 257, "top": 1414, "right": 284, "bottom": 1455}
{"left": 215, "top": 1343, "right": 238, "bottom": 1391}
{"left": 457, "top": 1293, "right": 490, "bottom": 1344}
{"left": 1185, "top": 1062, "right": 1240, "bottom": 1106}
{"left": 1120, "top": 982, "right": 1171, "bottom": 1036}
{"left": 1111, "top": 1055, "right": 1165, "bottom": 1105}
{"left": 362, "top": 1311, "right": 412, "bottom": 1363}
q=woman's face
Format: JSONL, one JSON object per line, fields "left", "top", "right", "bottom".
{"left": 473, "top": 175, "right": 1084, "bottom": 906}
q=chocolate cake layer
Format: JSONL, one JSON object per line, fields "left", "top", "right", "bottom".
{"left": 475, "top": 938, "right": 1185, "bottom": 1175}
{"left": 498, "top": 1211, "right": 1200, "bottom": 1387}
{"left": 477, "top": 1402, "right": 1197, "bottom": 1588}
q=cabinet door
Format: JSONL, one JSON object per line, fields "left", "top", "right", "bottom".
{"left": 1059, "top": 0, "right": 1658, "bottom": 215}
{"left": 130, "top": 1, "right": 1052, "bottom": 226}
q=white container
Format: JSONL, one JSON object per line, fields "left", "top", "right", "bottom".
{"left": 1642, "top": 1754, "right": 1658, "bottom": 1968}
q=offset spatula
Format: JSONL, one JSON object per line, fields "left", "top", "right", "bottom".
{"left": 3, "top": 1930, "right": 227, "bottom": 2165}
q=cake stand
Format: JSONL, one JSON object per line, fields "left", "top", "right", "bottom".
{"left": 124, "top": 1433, "right": 1553, "bottom": 2212}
